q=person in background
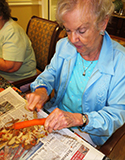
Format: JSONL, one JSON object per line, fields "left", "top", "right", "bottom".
{"left": 26, "top": 0, "right": 125, "bottom": 147}
{"left": 0, "top": 0, "right": 36, "bottom": 83}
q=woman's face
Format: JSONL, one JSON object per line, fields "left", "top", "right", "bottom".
{"left": 62, "top": 7, "right": 103, "bottom": 57}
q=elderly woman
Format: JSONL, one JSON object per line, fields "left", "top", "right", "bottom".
{"left": 26, "top": 0, "right": 125, "bottom": 146}
{"left": 0, "top": 0, "right": 36, "bottom": 82}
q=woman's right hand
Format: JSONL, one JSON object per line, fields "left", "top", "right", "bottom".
{"left": 26, "top": 88, "right": 49, "bottom": 112}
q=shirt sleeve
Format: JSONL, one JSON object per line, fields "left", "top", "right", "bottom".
{"left": 2, "top": 25, "right": 26, "bottom": 62}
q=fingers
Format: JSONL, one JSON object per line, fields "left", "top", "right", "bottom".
{"left": 26, "top": 93, "right": 44, "bottom": 111}
{"left": 47, "top": 122, "right": 61, "bottom": 133}
{"left": 25, "top": 88, "right": 49, "bottom": 112}
{"left": 44, "top": 109, "right": 83, "bottom": 133}
{"left": 44, "top": 108, "right": 70, "bottom": 132}
{"left": 44, "top": 111, "right": 56, "bottom": 132}
{"left": 45, "top": 119, "right": 61, "bottom": 133}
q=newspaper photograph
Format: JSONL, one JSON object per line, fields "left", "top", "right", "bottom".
{"left": 0, "top": 87, "right": 35, "bottom": 129}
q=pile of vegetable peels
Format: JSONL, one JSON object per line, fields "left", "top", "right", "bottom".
{"left": 0, "top": 117, "right": 48, "bottom": 150}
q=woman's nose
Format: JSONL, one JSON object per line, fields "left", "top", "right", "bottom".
{"left": 69, "top": 32, "right": 79, "bottom": 44}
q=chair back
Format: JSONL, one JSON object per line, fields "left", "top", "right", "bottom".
{"left": 26, "top": 16, "right": 63, "bottom": 71}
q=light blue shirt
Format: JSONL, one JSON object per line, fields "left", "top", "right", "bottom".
{"left": 59, "top": 53, "right": 98, "bottom": 113}
{"left": 30, "top": 31, "right": 125, "bottom": 146}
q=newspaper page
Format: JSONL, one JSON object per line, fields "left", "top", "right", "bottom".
{"left": 0, "top": 87, "right": 106, "bottom": 160}
{"left": 0, "top": 87, "right": 35, "bottom": 129}
{"left": 24, "top": 110, "right": 105, "bottom": 160}
{"left": 0, "top": 87, "right": 36, "bottom": 160}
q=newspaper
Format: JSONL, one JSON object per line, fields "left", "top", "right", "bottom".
{"left": 0, "top": 87, "right": 36, "bottom": 159}
{"left": 0, "top": 87, "right": 35, "bottom": 129}
{"left": 0, "top": 87, "right": 106, "bottom": 160}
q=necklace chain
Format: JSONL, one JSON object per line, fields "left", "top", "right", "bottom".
{"left": 82, "top": 53, "right": 98, "bottom": 76}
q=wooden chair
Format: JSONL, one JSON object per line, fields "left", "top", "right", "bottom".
{"left": 27, "top": 16, "right": 63, "bottom": 72}
{"left": 13, "top": 16, "right": 63, "bottom": 91}
{"left": 98, "top": 123, "right": 125, "bottom": 157}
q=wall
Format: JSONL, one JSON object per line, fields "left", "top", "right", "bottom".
{"left": 7, "top": 0, "right": 42, "bottom": 31}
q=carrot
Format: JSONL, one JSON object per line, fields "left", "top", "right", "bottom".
{"left": 13, "top": 118, "right": 46, "bottom": 129}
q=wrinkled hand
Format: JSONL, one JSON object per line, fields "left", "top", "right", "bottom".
{"left": 44, "top": 108, "right": 83, "bottom": 132}
{"left": 26, "top": 88, "right": 49, "bottom": 112}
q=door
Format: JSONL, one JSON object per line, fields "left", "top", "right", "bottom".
{"left": 48, "top": 0, "right": 58, "bottom": 20}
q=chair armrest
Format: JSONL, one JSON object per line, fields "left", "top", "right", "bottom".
{"left": 98, "top": 123, "right": 125, "bottom": 156}
{"left": 12, "top": 74, "right": 39, "bottom": 89}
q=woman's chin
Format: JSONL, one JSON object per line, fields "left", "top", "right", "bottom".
{"left": 76, "top": 48, "right": 84, "bottom": 54}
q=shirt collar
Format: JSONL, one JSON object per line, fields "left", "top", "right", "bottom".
{"left": 96, "top": 31, "right": 114, "bottom": 75}
{"left": 58, "top": 32, "right": 114, "bottom": 75}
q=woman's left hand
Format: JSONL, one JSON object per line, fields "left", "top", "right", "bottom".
{"left": 44, "top": 108, "right": 83, "bottom": 132}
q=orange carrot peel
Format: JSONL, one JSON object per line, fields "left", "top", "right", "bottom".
{"left": 13, "top": 118, "right": 46, "bottom": 129}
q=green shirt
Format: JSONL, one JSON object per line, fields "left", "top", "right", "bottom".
{"left": 0, "top": 18, "right": 36, "bottom": 81}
